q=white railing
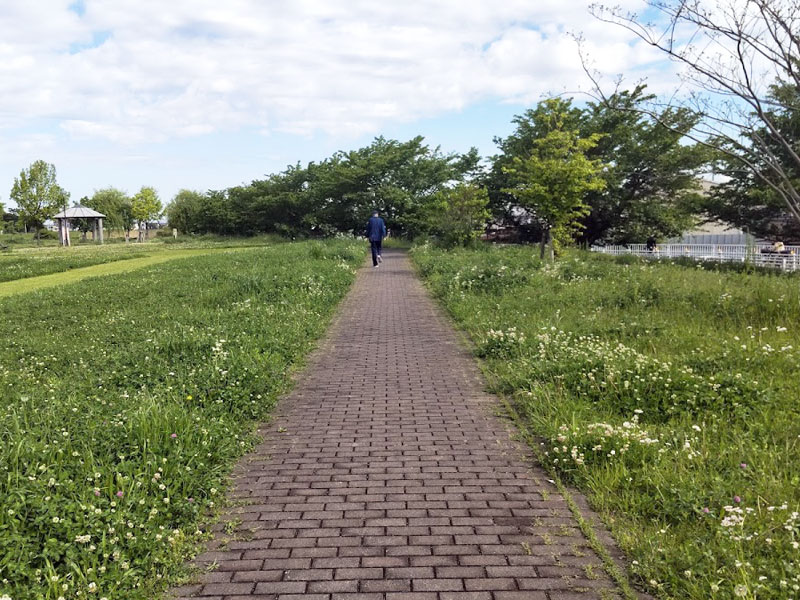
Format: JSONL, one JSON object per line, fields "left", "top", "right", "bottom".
{"left": 592, "top": 244, "right": 800, "bottom": 272}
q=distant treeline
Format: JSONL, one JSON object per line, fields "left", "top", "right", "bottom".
{"left": 167, "top": 136, "right": 481, "bottom": 240}
{"left": 166, "top": 87, "right": 722, "bottom": 245}
{"left": 7, "top": 85, "right": 788, "bottom": 247}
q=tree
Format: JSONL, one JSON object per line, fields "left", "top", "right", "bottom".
{"left": 705, "top": 81, "right": 800, "bottom": 241}
{"left": 165, "top": 189, "right": 236, "bottom": 235}
{"left": 484, "top": 99, "right": 586, "bottom": 235}
{"left": 167, "top": 189, "right": 208, "bottom": 234}
{"left": 420, "top": 184, "right": 491, "bottom": 247}
{"left": 156, "top": 137, "right": 480, "bottom": 239}
{"left": 86, "top": 187, "right": 132, "bottom": 240}
{"left": 304, "top": 136, "right": 480, "bottom": 238}
{"left": 229, "top": 167, "right": 308, "bottom": 236}
{"left": 587, "top": 0, "right": 800, "bottom": 232}
{"left": 10, "top": 160, "right": 69, "bottom": 242}
{"left": 579, "top": 86, "right": 710, "bottom": 244}
{"left": 130, "top": 187, "right": 162, "bottom": 242}
{"left": 502, "top": 99, "right": 606, "bottom": 259}
{"left": 488, "top": 93, "right": 709, "bottom": 245}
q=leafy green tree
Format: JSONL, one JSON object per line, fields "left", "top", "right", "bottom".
{"left": 130, "top": 186, "right": 163, "bottom": 242}
{"left": 305, "top": 136, "right": 479, "bottom": 237}
{"left": 706, "top": 82, "right": 800, "bottom": 241}
{"left": 10, "top": 160, "right": 69, "bottom": 242}
{"left": 502, "top": 99, "right": 606, "bottom": 259}
{"left": 591, "top": 0, "right": 800, "bottom": 232}
{"left": 159, "top": 137, "right": 478, "bottom": 238}
{"left": 420, "top": 184, "right": 491, "bottom": 247}
{"left": 228, "top": 166, "right": 309, "bottom": 236}
{"left": 488, "top": 92, "right": 708, "bottom": 245}
{"left": 86, "top": 187, "right": 131, "bottom": 240}
{"left": 484, "top": 99, "right": 585, "bottom": 234}
{"left": 167, "top": 189, "right": 208, "bottom": 234}
{"left": 579, "top": 86, "right": 709, "bottom": 244}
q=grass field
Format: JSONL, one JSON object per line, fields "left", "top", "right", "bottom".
{"left": 0, "top": 245, "right": 156, "bottom": 283}
{"left": 0, "top": 234, "right": 286, "bottom": 283}
{"left": 0, "top": 240, "right": 363, "bottom": 599}
{"left": 412, "top": 244, "right": 800, "bottom": 600}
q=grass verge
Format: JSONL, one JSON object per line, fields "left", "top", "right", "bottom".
{"left": 0, "top": 240, "right": 363, "bottom": 599}
{"left": 411, "top": 243, "right": 800, "bottom": 600}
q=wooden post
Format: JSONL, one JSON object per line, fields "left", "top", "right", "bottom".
{"left": 63, "top": 219, "right": 71, "bottom": 247}
{"left": 98, "top": 218, "right": 104, "bottom": 244}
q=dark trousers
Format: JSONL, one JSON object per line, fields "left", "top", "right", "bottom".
{"left": 370, "top": 240, "right": 382, "bottom": 266}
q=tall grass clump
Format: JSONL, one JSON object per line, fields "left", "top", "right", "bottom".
{"left": 0, "top": 240, "right": 362, "bottom": 599}
{"left": 412, "top": 244, "right": 800, "bottom": 600}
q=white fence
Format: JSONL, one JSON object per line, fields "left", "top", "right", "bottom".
{"left": 592, "top": 244, "right": 800, "bottom": 272}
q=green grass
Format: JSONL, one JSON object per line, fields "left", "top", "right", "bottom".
{"left": 0, "top": 234, "right": 287, "bottom": 283}
{"left": 0, "top": 244, "right": 158, "bottom": 283}
{"left": 0, "top": 239, "right": 364, "bottom": 599}
{"left": 411, "top": 244, "right": 800, "bottom": 600}
{"left": 0, "top": 248, "right": 260, "bottom": 298}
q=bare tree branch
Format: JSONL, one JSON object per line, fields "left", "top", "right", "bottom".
{"left": 585, "top": 0, "right": 800, "bottom": 228}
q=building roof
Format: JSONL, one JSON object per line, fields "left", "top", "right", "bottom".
{"left": 52, "top": 206, "right": 106, "bottom": 219}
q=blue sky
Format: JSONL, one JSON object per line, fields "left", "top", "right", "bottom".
{"left": 0, "top": 0, "right": 672, "bottom": 208}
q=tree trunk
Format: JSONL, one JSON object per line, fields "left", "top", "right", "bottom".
{"left": 539, "top": 227, "right": 550, "bottom": 260}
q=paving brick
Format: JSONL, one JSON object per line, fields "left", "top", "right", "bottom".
{"left": 308, "top": 580, "right": 359, "bottom": 593}
{"left": 231, "top": 570, "right": 284, "bottom": 582}
{"left": 360, "top": 578, "right": 412, "bottom": 592}
{"left": 201, "top": 582, "right": 255, "bottom": 595}
{"left": 253, "top": 581, "right": 307, "bottom": 594}
{"left": 412, "top": 578, "right": 464, "bottom": 592}
{"left": 464, "top": 578, "right": 517, "bottom": 591}
{"left": 166, "top": 250, "right": 636, "bottom": 600}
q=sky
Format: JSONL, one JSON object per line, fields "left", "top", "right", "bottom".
{"left": 0, "top": 0, "right": 678, "bottom": 208}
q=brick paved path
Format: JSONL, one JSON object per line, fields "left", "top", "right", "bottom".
{"left": 171, "top": 249, "right": 630, "bottom": 600}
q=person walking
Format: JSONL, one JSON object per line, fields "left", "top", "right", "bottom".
{"left": 366, "top": 210, "right": 387, "bottom": 268}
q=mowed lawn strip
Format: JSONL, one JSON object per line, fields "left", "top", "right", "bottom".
{"left": 0, "top": 248, "right": 255, "bottom": 297}
{"left": 0, "top": 244, "right": 158, "bottom": 283}
{"left": 411, "top": 245, "right": 800, "bottom": 600}
{"left": 0, "top": 234, "right": 284, "bottom": 284}
{"left": 0, "top": 240, "right": 363, "bottom": 600}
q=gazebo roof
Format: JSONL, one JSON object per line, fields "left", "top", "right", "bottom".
{"left": 52, "top": 206, "right": 106, "bottom": 219}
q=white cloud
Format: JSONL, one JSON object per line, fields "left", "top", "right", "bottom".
{"left": 0, "top": 0, "right": 671, "bottom": 144}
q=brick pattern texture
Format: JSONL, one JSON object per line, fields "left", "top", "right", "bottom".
{"left": 170, "top": 249, "right": 628, "bottom": 599}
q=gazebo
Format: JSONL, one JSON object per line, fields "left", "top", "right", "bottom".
{"left": 52, "top": 206, "right": 106, "bottom": 246}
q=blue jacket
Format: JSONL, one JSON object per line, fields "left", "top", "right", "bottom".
{"left": 366, "top": 216, "right": 386, "bottom": 241}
